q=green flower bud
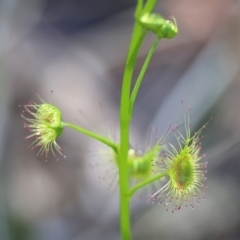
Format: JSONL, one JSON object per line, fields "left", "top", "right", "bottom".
{"left": 128, "top": 144, "right": 161, "bottom": 179}
{"left": 138, "top": 13, "right": 178, "bottom": 39}
{"left": 20, "top": 99, "right": 65, "bottom": 160}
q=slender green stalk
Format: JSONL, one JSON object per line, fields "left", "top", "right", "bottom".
{"left": 127, "top": 30, "right": 147, "bottom": 69}
{"left": 129, "top": 37, "right": 161, "bottom": 118}
{"left": 62, "top": 122, "right": 118, "bottom": 153}
{"left": 119, "top": 1, "right": 158, "bottom": 239}
{"left": 118, "top": 9, "right": 146, "bottom": 240}
{"left": 128, "top": 171, "right": 168, "bottom": 197}
{"left": 119, "top": 28, "right": 143, "bottom": 240}
{"left": 136, "top": 0, "right": 143, "bottom": 14}
{"left": 143, "top": 0, "right": 158, "bottom": 13}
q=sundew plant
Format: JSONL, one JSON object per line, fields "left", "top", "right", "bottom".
{"left": 20, "top": 1, "right": 210, "bottom": 240}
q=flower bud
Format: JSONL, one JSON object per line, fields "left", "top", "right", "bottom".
{"left": 128, "top": 144, "right": 161, "bottom": 179}
{"left": 138, "top": 13, "right": 178, "bottom": 39}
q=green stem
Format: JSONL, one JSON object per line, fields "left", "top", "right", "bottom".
{"left": 128, "top": 171, "right": 168, "bottom": 197}
{"left": 62, "top": 122, "right": 118, "bottom": 154}
{"left": 135, "top": 0, "right": 143, "bottom": 18}
{"left": 118, "top": 16, "right": 146, "bottom": 240}
{"left": 127, "top": 30, "right": 147, "bottom": 69}
{"left": 143, "top": 0, "right": 158, "bottom": 13}
{"left": 129, "top": 37, "right": 161, "bottom": 118}
{"left": 119, "top": 63, "right": 132, "bottom": 240}
{"left": 119, "top": 1, "right": 158, "bottom": 239}
{"left": 119, "top": 31, "right": 141, "bottom": 240}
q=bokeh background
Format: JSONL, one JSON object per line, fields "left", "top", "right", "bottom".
{"left": 0, "top": 0, "right": 240, "bottom": 239}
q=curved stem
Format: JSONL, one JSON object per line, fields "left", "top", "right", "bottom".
{"left": 129, "top": 37, "right": 161, "bottom": 118}
{"left": 128, "top": 171, "right": 168, "bottom": 197}
{"left": 62, "top": 122, "right": 118, "bottom": 154}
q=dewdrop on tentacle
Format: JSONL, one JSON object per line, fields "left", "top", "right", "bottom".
{"left": 151, "top": 107, "right": 211, "bottom": 212}
{"left": 20, "top": 95, "right": 66, "bottom": 161}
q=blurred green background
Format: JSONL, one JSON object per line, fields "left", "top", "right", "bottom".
{"left": 0, "top": 0, "right": 240, "bottom": 239}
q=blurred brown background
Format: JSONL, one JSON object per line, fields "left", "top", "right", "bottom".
{"left": 0, "top": 0, "right": 240, "bottom": 239}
